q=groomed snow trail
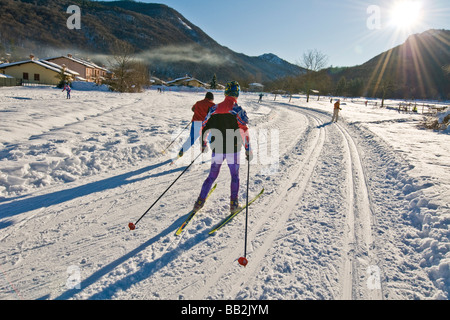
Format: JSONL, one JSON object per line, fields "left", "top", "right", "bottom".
{"left": 0, "top": 89, "right": 442, "bottom": 300}
{"left": 177, "top": 104, "right": 385, "bottom": 300}
{"left": 334, "top": 120, "right": 382, "bottom": 300}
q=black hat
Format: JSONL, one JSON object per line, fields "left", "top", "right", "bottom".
{"left": 205, "top": 92, "right": 214, "bottom": 100}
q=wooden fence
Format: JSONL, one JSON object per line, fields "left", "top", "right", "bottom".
{"left": 0, "top": 77, "right": 22, "bottom": 87}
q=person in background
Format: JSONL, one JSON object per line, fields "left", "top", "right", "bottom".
{"left": 62, "top": 83, "right": 72, "bottom": 99}
{"left": 332, "top": 99, "right": 342, "bottom": 122}
{"left": 258, "top": 93, "right": 263, "bottom": 103}
{"left": 177, "top": 92, "right": 215, "bottom": 159}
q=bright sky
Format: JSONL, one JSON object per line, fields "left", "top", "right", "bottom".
{"left": 102, "top": 0, "right": 450, "bottom": 68}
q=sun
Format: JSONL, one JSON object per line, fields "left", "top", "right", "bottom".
{"left": 389, "top": 1, "right": 423, "bottom": 30}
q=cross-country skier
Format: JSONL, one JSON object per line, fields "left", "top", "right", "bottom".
{"left": 193, "top": 81, "right": 252, "bottom": 214}
{"left": 332, "top": 99, "right": 342, "bottom": 122}
{"left": 258, "top": 93, "right": 263, "bottom": 103}
{"left": 177, "top": 92, "right": 215, "bottom": 159}
{"left": 62, "top": 83, "right": 72, "bottom": 99}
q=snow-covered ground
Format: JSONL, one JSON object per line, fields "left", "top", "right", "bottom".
{"left": 0, "top": 86, "right": 448, "bottom": 300}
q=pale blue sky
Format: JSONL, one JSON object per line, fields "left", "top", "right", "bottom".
{"left": 101, "top": 0, "right": 450, "bottom": 67}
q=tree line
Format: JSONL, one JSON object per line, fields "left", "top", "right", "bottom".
{"left": 264, "top": 48, "right": 450, "bottom": 101}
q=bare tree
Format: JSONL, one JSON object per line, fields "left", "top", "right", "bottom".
{"left": 298, "top": 49, "right": 329, "bottom": 102}
{"left": 300, "top": 49, "right": 329, "bottom": 73}
{"left": 106, "top": 40, "right": 150, "bottom": 93}
{"left": 108, "top": 41, "right": 135, "bottom": 92}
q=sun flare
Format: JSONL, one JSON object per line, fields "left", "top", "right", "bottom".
{"left": 389, "top": 1, "right": 423, "bottom": 30}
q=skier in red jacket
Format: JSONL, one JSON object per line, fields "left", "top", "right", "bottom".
{"left": 177, "top": 92, "right": 215, "bottom": 159}
{"left": 193, "top": 81, "right": 252, "bottom": 214}
{"left": 62, "top": 84, "right": 72, "bottom": 99}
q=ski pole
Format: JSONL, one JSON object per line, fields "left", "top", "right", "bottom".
{"left": 238, "top": 158, "right": 251, "bottom": 267}
{"left": 161, "top": 121, "right": 192, "bottom": 155}
{"left": 129, "top": 152, "right": 202, "bottom": 230}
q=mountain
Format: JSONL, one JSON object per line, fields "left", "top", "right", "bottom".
{"left": 0, "top": 0, "right": 305, "bottom": 83}
{"left": 326, "top": 29, "right": 450, "bottom": 100}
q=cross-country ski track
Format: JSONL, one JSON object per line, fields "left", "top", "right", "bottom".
{"left": 0, "top": 88, "right": 447, "bottom": 300}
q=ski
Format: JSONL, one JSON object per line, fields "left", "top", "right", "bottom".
{"left": 175, "top": 184, "right": 217, "bottom": 236}
{"left": 209, "top": 188, "right": 264, "bottom": 235}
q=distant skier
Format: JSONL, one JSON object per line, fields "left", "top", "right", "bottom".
{"left": 193, "top": 81, "right": 252, "bottom": 214}
{"left": 258, "top": 93, "right": 263, "bottom": 103}
{"left": 177, "top": 92, "right": 215, "bottom": 159}
{"left": 62, "top": 84, "right": 72, "bottom": 99}
{"left": 332, "top": 99, "right": 342, "bottom": 122}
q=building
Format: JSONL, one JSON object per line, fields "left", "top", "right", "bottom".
{"left": 150, "top": 76, "right": 167, "bottom": 86}
{"left": 44, "top": 54, "right": 109, "bottom": 84}
{"left": 249, "top": 83, "right": 264, "bottom": 92}
{"left": 166, "top": 76, "right": 208, "bottom": 88}
{"left": 0, "top": 56, "right": 80, "bottom": 85}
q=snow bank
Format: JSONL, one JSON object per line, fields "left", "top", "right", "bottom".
{"left": 400, "top": 176, "right": 450, "bottom": 297}
{"left": 71, "top": 81, "right": 110, "bottom": 92}
{"left": 0, "top": 87, "right": 168, "bottom": 197}
{"left": 0, "top": 140, "right": 158, "bottom": 195}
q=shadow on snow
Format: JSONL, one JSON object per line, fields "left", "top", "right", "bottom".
{"left": 53, "top": 216, "right": 209, "bottom": 300}
{"left": 0, "top": 159, "right": 178, "bottom": 224}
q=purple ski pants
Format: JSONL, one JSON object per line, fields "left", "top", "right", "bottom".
{"left": 199, "top": 153, "right": 240, "bottom": 201}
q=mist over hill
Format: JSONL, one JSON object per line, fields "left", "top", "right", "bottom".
{"left": 0, "top": 0, "right": 305, "bottom": 83}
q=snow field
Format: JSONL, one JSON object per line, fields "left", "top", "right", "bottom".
{"left": 0, "top": 87, "right": 448, "bottom": 300}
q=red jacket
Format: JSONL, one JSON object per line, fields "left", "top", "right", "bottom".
{"left": 201, "top": 96, "right": 250, "bottom": 154}
{"left": 334, "top": 101, "right": 341, "bottom": 110}
{"left": 192, "top": 99, "right": 215, "bottom": 122}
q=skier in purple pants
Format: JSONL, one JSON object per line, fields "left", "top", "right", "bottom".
{"left": 62, "top": 84, "right": 71, "bottom": 99}
{"left": 193, "top": 81, "right": 253, "bottom": 214}
{"left": 198, "top": 153, "right": 241, "bottom": 202}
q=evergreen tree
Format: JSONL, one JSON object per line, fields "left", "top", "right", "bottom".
{"left": 55, "top": 68, "right": 72, "bottom": 88}
{"left": 347, "top": 78, "right": 364, "bottom": 97}
{"left": 335, "top": 76, "right": 347, "bottom": 96}
{"left": 210, "top": 74, "right": 217, "bottom": 89}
